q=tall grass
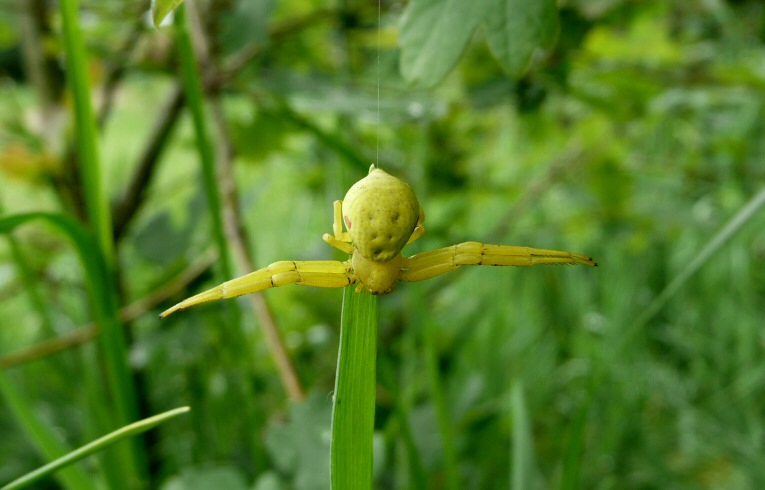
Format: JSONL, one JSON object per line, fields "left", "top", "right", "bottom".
{"left": 0, "top": 0, "right": 150, "bottom": 486}
{"left": 0, "top": 407, "right": 189, "bottom": 490}
{"left": 0, "top": 213, "right": 140, "bottom": 488}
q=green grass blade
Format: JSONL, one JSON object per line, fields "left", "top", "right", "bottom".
{"left": 6, "top": 235, "right": 56, "bottom": 337}
{"left": 632, "top": 184, "right": 765, "bottom": 332}
{"left": 0, "top": 371, "right": 97, "bottom": 490}
{"left": 0, "top": 213, "right": 141, "bottom": 487}
{"left": 511, "top": 380, "right": 537, "bottom": 490}
{"left": 57, "top": 0, "right": 143, "bottom": 484}
{"left": 0, "top": 407, "right": 190, "bottom": 490}
{"left": 422, "top": 315, "right": 459, "bottom": 489}
{"left": 174, "top": 4, "right": 234, "bottom": 280}
{"left": 331, "top": 287, "right": 378, "bottom": 489}
{"left": 558, "top": 397, "right": 589, "bottom": 490}
{"left": 58, "top": 0, "right": 114, "bottom": 263}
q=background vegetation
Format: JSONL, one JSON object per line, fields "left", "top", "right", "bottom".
{"left": 1, "top": 0, "right": 765, "bottom": 488}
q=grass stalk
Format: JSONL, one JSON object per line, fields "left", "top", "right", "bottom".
{"left": 0, "top": 371, "right": 97, "bottom": 490}
{"left": 0, "top": 213, "right": 141, "bottom": 488}
{"left": 422, "top": 314, "right": 460, "bottom": 489}
{"left": 330, "top": 287, "right": 378, "bottom": 489}
{"left": 173, "top": 5, "right": 274, "bottom": 460}
{"left": 0, "top": 407, "right": 189, "bottom": 490}
{"left": 174, "top": 5, "right": 234, "bottom": 279}
{"left": 58, "top": 0, "right": 114, "bottom": 262}
{"left": 58, "top": 0, "right": 144, "bottom": 485}
{"left": 631, "top": 184, "right": 765, "bottom": 332}
{"left": 510, "top": 380, "right": 536, "bottom": 490}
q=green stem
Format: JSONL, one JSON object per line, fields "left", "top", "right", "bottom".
{"left": 510, "top": 380, "right": 536, "bottom": 490}
{"left": 0, "top": 407, "right": 189, "bottom": 490}
{"left": 57, "top": 0, "right": 143, "bottom": 485}
{"left": 174, "top": 5, "right": 234, "bottom": 279}
{"left": 0, "top": 213, "right": 142, "bottom": 489}
{"left": 58, "top": 0, "right": 114, "bottom": 261}
{"left": 0, "top": 371, "right": 97, "bottom": 490}
{"left": 331, "top": 287, "right": 378, "bottom": 489}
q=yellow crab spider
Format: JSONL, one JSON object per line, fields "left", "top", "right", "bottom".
{"left": 160, "top": 165, "right": 596, "bottom": 318}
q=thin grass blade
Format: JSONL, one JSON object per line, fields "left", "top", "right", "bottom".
{"left": 0, "top": 213, "right": 141, "bottom": 487}
{"left": 0, "top": 407, "right": 190, "bottom": 490}
{"left": 0, "top": 371, "right": 97, "bottom": 490}
{"left": 558, "top": 397, "right": 589, "bottom": 490}
{"left": 632, "top": 185, "right": 765, "bottom": 332}
{"left": 511, "top": 379, "right": 537, "bottom": 490}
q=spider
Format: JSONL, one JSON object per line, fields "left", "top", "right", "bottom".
{"left": 160, "top": 165, "right": 596, "bottom": 318}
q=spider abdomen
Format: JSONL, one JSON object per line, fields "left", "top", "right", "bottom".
{"left": 342, "top": 167, "right": 420, "bottom": 262}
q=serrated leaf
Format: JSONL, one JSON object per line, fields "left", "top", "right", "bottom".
{"left": 151, "top": 0, "right": 185, "bottom": 27}
{"left": 399, "top": 0, "right": 488, "bottom": 87}
{"left": 484, "top": 0, "right": 559, "bottom": 76}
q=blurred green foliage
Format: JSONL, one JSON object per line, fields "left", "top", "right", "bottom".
{"left": 1, "top": 0, "right": 764, "bottom": 489}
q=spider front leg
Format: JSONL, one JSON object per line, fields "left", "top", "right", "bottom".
{"left": 160, "top": 259, "right": 356, "bottom": 318}
{"left": 405, "top": 206, "right": 426, "bottom": 246}
{"left": 400, "top": 241, "right": 597, "bottom": 283}
{"left": 322, "top": 200, "right": 354, "bottom": 254}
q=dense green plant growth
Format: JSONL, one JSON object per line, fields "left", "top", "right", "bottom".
{"left": 1, "top": 0, "right": 764, "bottom": 488}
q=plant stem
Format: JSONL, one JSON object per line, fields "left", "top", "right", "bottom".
{"left": 0, "top": 371, "right": 97, "bottom": 490}
{"left": 58, "top": 0, "right": 144, "bottom": 486}
{"left": 175, "top": 4, "right": 234, "bottom": 279}
{"left": 0, "top": 407, "right": 189, "bottom": 490}
{"left": 331, "top": 288, "right": 378, "bottom": 489}
{"left": 58, "top": 0, "right": 113, "bottom": 262}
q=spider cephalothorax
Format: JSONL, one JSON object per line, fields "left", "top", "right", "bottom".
{"left": 161, "top": 165, "right": 596, "bottom": 317}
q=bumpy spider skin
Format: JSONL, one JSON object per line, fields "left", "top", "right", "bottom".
{"left": 342, "top": 167, "right": 420, "bottom": 262}
{"left": 160, "top": 260, "right": 355, "bottom": 318}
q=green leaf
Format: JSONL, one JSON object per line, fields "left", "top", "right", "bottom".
{"left": 330, "top": 288, "right": 378, "bottom": 489}
{"left": 399, "top": 0, "right": 488, "bottom": 87}
{"left": 151, "top": 0, "right": 185, "bottom": 27}
{"left": 399, "top": 0, "right": 559, "bottom": 86}
{"left": 484, "top": 0, "right": 559, "bottom": 77}
{"left": 264, "top": 392, "right": 331, "bottom": 490}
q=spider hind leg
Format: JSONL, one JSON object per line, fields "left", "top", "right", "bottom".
{"left": 400, "top": 241, "right": 596, "bottom": 283}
